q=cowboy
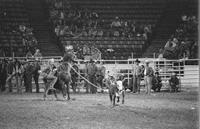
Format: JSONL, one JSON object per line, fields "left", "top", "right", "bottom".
{"left": 0, "top": 59, "right": 7, "bottom": 92}
{"left": 42, "top": 59, "right": 57, "bottom": 90}
{"left": 152, "top": 72, "right": 162, "bottom": 92}
{"left": 33, "top": 59, "right": 41, "bottom": 93}
{"left": 13, "top": 59, "right": 23, "bottom": 93}
{"left": 169, "top": 72, "right": 179, "bottom": 92}
{"left": 6, "top": 58, "right": 14, "bottom": 92}
{"left": 24, "top": 60, "right": 34, "bottom": 92}
{"left": 86, "top": 59, "right": 98, "bottom": 94}
{"left": 144, "top": 60, "right": 154, "bottom": 94}
{"left": 96, "top": 61, "right": 106, "bottom": 93}
{"left": 34, "top": 49, "right": 42, "bottom": 61}
{"left": 132, "top": 59, "right": 143, "bottom": 93}
{"left": 58, "top": 45, "right": 76, "bottom": 84}
{"left": 63, "top": 45, "right": 76, "bottom": 64}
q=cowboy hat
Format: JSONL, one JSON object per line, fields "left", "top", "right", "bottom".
{"left": 135, "top": 59, "right": 140, "bottom": 63}
{"left": 145, "top": 60, "right": 150, "bottom": 63}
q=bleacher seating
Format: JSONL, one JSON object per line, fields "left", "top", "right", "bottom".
{"left": 0, "top": 0, "right": 30, "bottom": 56}
{"left": 50, "top": 0, "right": 167, "bottom": 60}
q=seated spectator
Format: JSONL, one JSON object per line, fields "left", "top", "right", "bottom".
{"left": 111, "top": 16, "right": 121, "bottom": 28}
{"left": 55, "top": 25, "right": 61, "bottom": 36}
{"left": 97, "top": 29, "right": 103, "bottom": 37}
{"left": 34, "top": 49, "right": 42, "bottom": 60}
{"left": 0, "top": 48, "right": 5, "bottom": 57}
{"left": 169, "top": 72, "right": 179, "bottom": 92}
{"left": 19, "top": 25, "right": 26, "bottom": 33}
{"left": 158, "top": 48, "right": 164, "bottom": 59}
{"left": 163, "top": 41, "right": 177, "bottom": 59}
{"left": 181, "top": 14, "right": 188, "bottom": 23}
{"left": 191, "top": 41, "right": 198, "bottom": 58}
{"left": 26, "top": 50, "right": 33, "bottom": 59}
{"left": 54, "top": 0, "right": 63, "bottom": 9}
{"left": 113, "top": 30, "right": 120, "bottom": 37}
{"left": 152, "top": 72, "right": 162, "bottom": 92}
{"left": 171, "top": 38, "right": 178, "bottom": 47}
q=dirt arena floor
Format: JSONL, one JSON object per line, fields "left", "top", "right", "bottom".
{"left": 0, "top": 87, "right": 198, "bottom": 129}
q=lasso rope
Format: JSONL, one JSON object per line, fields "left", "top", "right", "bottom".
{"left": 69, "top": 64, "right": 103, "bottom": 90}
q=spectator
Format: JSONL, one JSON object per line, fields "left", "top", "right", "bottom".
{"left": 0, "top": 59, "right": 7, "bottom": 91}
{"left": 86, "top": 59, "right": 98, "bottom": 94}
{"left": 152, "top": 72, "right": 162, "bottom": 92}
{"left": 132, "top": 59, "right": 143, "bottom": 93}
{"left": 111, "top": 16, "right": 121, "bottom": 28}
{"left": 158, "top": 48, "right": 164, "bottom": 59}
{"left": 26, "top": 50, "right": 33, "bottom": 59}
{"left": 169, "top": 72, "right": 179, "bottom": 92}
{"left": 144, "top": 60, "right": 154, "bottom": 95}
{"left": 34, "top": 49, "right": 42, "bottom": 60}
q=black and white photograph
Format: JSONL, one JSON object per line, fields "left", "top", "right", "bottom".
{"left": 0, "top": 0, "right": 199, "bottom": 128}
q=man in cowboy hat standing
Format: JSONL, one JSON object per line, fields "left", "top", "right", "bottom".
{"left": 86, "top": 59, "right": 98, "bottom": 94}
{"left": 132, "top": 59, "right": 143, "bottom": 93}
{"left": 33, "top": 58, "right": 41, "bottom": 93}
{"left": 144, "top": 60, "right": 154, "bottom": 94}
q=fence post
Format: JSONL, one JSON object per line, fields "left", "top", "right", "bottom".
{"left": 128, "top": 60, "right": 130, "bottom": 86}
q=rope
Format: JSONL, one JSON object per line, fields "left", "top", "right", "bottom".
{"left": 69, "top": 64, "right": 102, "bottom": 90}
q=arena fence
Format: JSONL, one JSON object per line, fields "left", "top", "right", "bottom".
{"left": 0, "top": 56, "right": 199, "bottom": 91}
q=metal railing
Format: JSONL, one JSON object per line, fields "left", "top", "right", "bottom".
{"left": 0, "top": 56, "right": 199, "bottom": 89}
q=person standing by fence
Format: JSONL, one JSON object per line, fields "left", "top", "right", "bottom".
{"left": 13, "top": 59, "right": 23, "bottom": 93}
{"left": 132, "top": 59, "right": 143, "bottom": 93}
{"left": 144, "top": 60, "right": 154, "bottom": 94}
{"left": 33, "top": 59, "right": 41, "bottom": 93}
{"left": 0, "top": 59, "right": 7, "bottom": 92}
{"left": 7, "top": 58, "right": 14, "bottom": 92}
{"left": 24, "top": 61, "right": 34, "bottom": 93}
{"left": 96, "top": 61, "right": 106, "bottom": 93}
{"left": 86, "top": 59, "right": 98, "bottom": 94}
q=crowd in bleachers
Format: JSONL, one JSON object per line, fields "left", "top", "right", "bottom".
{"left": 46, "top": 0, "right": 153, "bottom": 39}
{"left": 160, "top": 15, "right": 198, "bottom": 59}
{"left": 0, "top": 0, "right": 38, "bottom": 57}
{"left": 0, "top": 24, "right": 38, "bottom": 57}
{"left": 45, "top": 0, "right": 154, "bottom": 60}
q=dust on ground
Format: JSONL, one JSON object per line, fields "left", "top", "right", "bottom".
{"left": 0, "top": 88, "right": 198, "bottom": 129}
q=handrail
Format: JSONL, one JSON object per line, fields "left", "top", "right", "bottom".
{"left": 0, "top": 56, "right": 199, "bottom": 62}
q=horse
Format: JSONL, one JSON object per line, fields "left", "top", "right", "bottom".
{"left": 70, "top": 64, "right": 79, "bottom": 93}
{"left": 43, "top": 63, "right": 71, "bottom": 100}
{"left": 104, "top": 76, "right": 125, "bottom": 107}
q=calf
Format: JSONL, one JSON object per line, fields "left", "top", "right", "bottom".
{"left": 106, "top": 77, "right": 125, "bottom": 107}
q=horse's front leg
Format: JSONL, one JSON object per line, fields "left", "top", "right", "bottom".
{"left": 62, "top": 82, "right": 70, "bottom": 100}
{"left": 53, "top": 90, "right": 58, "bottom": 100}
{"left": 109, "top": 92, "right": 113, "bottom": 105}
{"left": 113, "top": 95, "right": 116, "bottom": 107}
{"left": 66, "top": 82, "right": 70, "bottom": 100}
{"left": 122, "top": 91, "right": 125, "bottom": 104}
{"left": 43, "top": 82, "right": 48, "bottom": 100}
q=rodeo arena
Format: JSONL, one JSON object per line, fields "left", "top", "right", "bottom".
{"left": 0, "top": 0, "right": 199, "bottom": 129}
